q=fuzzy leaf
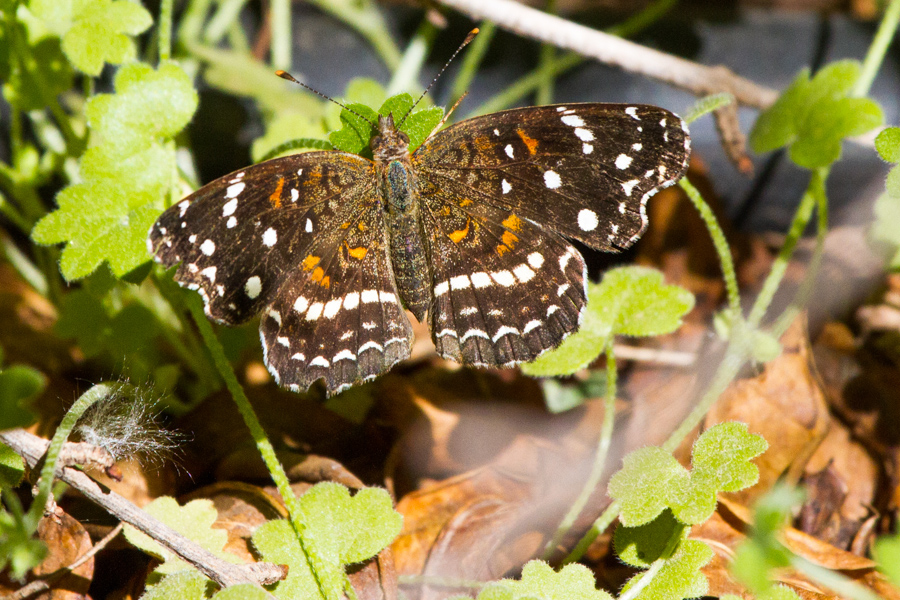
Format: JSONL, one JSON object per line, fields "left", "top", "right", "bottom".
{"left": 140, "top": 570, "right": 210, "bottom": 600}
{"left": 252, "top": 482, "right": 402, "bottom": 599}
{"left": 750, "top": 60, "right": 883, "bottom": 168}
{"left": 213, "top": 584, "right": 270, "bottom": 599}
{"left": 123, "top": 497, "right": 232, "bottom": 575}
{"left": 0, "top": 443, "right": 25, "bottom": 489}
{"left": 607, "top": 447, "right": 691, "bottom": 527}
{"left": 328, "top": 102, "right": 379, "bottom": 156}
{"left": 620, "top": 539, "right": 712, "bottom": 600}
{"left": 31, "top": 62, "right": 197, "bottom": 280}
{"left": 614, "top": 510, "right": 685, "bottom": 568}
{"left": 874, "top": 533, "right": 900, "bottom": 586}
{"left": 31, "top": 0, "right": 152, "bottom": 76}
{"left": 523, "top": 267, "right": 693, "bottom": 377}
{"left": 328, "top": 93, "right": 443, "bottom": 157}
{"left": 481, "top": 560, "right": 614, "bottom": 600}
{"left": 876, "top": 127, "right": 900, "bottom": 163}
{"left": 0, "top": 364, "right": 45, "bottom": 431}
{"left": 672, "top": 422, "right": 768, "bottom": 524}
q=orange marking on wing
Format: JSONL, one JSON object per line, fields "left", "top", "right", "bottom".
{"left": 459, "top": 198, "right": 473, "bottom": 207}
{"left": 516, "top": 129, "right": 538, "bottom": 154}
{"left": 311, "top": 267, "right": 325, "bottom": 282}
{"left": 302, "top": 255, "right": 320, "bottom": 270}
{"left": 348, "top": 245, "right": 368, "bottom": 260}
{"left": 341, "top": 222, "right": 350, "bottom": 229}
{"left": 502, "top": 214, "right": 523, "bottom": 232}
{"left": 269, "top": 177, "right": 285, "bottom": 208}
{"left": 501, "top": 230, "right": 519, "bottom": 248}
{"left": 358, "top": 222, "right": 368, "bottom": 232}
{"left": 448, "top": 218, "right": 470, "bottom": 243}
{"left": 497, "top": 244, "right": 509, "bottom": 256}
{"left": 321, "top": 276, "right": 330, "bottom": 288}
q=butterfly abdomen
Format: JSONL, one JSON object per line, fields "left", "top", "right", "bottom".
{"left": 382, "top": 159, "right": 432, "bottom": 322}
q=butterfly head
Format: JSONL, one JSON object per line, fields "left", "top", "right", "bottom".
{"left": 371, "top": 114, "right": 411, "bottom": 163}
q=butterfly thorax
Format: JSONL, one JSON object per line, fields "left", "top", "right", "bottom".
{"left": 372, "top": 114, "right": 432, "bottom": 322}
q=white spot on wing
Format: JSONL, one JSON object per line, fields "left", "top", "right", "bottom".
{"left": 578, "top": 209, "right": 599, "bottom": 231}
{"left": 528, "top": 252, "right": 544, "bottom": 269}
{"left": 361, "top": 289, "right": 379, "bottom": 303}
{"left": 343, "top": 292, "right": 359, "bottom": 310}
{"left": 324, "top": 298, "right": 342, "bottom": 319}
{"left": 268, "top": 309, "right": 282, "bottom": 325}
{"left": 513, "top": 263, "right": 535, "bottom": 282}
{"left": 200, "top": 239, "right": 215, "bottom": 256}
{"left": 625, "top": 107, "right": 640, "bottom": 120}
{"left": 306, "top": 302, "right": 324, "bottom": 320}
{"left": 310, "top": 356, "right": 330, "bottom": 368}
{"left": 277, "top": 336, "right": 290, "bottom": 347}
{"left": 573, "top": 127, "right": 593, "bottom": 141}
{"left": 226, "top": 182, "right": 245, "bottom": 199}
{"left": 544, "top": 170, "right": 561, "bottom": 189}
{"left": 434, "top": 281, "right": 449, "bottom": 296}
{"left": 222, "top": 198, "right": 238, "bottom": 216}
{"left": 502, "top": 179, "right": 511, "bottom": 194}
{"left": 632, "top": 143, "right": 643, "bottom": 151}
{"left": 471, "top": 272, "right": 492, "bottom": 288}
{"left": 245, "top": 275, "right": 262, "bottom": 299}
{"left": 523, "top": 320, "right": 542, "bottom": 334}
{"left": 505, "top": 144, "right": 515, "bottom": 159}
{"left": 227, "top": 216, "right": 237, "bottom": 228}
{"left": 461, "top": 329, "right": 490, "bottom": 342}
{"left": 291, "top": 188, "right": 299, "bottom": 203}
{"left": 460, "top": 306, "right": 478, "bottom": 316}
{"left": 492, "top": 326, "right": 519, "bottom": 342}
{"left": 201, "top": 266, "right": 217, "bottom": 282}
{"left": 615, "top": 154, "right": 633, "bottom": 170}
{"left": 305, "top": 218, "right": 313, "bottom": 233}
{"left": 622, "top": 180, "right": 639, "bottom": 196}
{"left": 561, "top": 115, "right": 585, "bottom": 127}
{"left": 333, "top": 349, "right": 355, "bottom": 362}
{"left": 491, "top": 270, "right": 515, "bottom": 286}
{"left": 450, "top": 275, "right": 471, "bottom": 290}
{"left": 293, "top": 296, "right": 309, "bottom": 314}
{"left": 262, "top": 227, "right": 277, "bottom": 247}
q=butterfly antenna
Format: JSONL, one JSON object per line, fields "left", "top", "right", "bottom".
{"left": 275, "top": 70, "right": 375, "bottom": 126}
{"left": 396, "top": 28, "right": 479, "bottom": 128}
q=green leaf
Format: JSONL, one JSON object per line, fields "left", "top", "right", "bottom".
{"left": 0, "top": 364, "right": 46, "bottom": 431}
{"left": 873, "top": 532, "right": 900, "bottom": 586}
{"left": 540, "top": 370, "right": 607, "bottom": 414}
{"left": 750, "top": 60, "right": 883, "bottom": 168}
{"left": 869, "top": 193, "right": 900, "bottom": 268}
{"left": 887, "top": 166, "right": 900, "bottom": 199}
{"left": 480, "top": 560, "right": 614, "bottom": 600}
{"left": 327, "top": 93, "right": 443, "bottom": 157}
{"left": 614, "top": 510, "right": 686, "bottom": 568}
{"left": 607, "top": 447, "right": 690, "bottom": 527}
{"left": 0, "top": 443, "right": 25, "bottom": 489}
{"left": 252, "top": 482, "right": 402, "bottom": 599}
{"left": 876, "top": 127, "right": 900, "bottom": 163}
{"left": 213, "top": 584, "right": 270, "bottom": 599}
{"left": 672, "top": 422, "right": 767, "bottom": 524}
{"left": 32, "top": 61, "right": 198, "bottom": 280}
{"left": 31, "top": 0, "right": 152, "bottom": 76}
{"left": 0, "top": 495, "right": 46, "bottom": 579}
{"left": 140, "top": 570, "right": 211, "bottom": 600}
{"left": 123, "top": 497, "right": 233, "bottom": 575}
{"left": 620, "top": 539, "right": 713, "bottom": 600}
{"left": 1, "top": 30, "right": 74, "bottom": 112}
{"left": 523, "top": 267, "right": 694, "bottom": 377}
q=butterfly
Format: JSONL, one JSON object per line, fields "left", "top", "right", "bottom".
{"left": 148, "top": 96, "right": 690, "bottom": 396}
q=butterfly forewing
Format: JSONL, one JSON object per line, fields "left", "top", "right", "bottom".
{"left": 414, "top": 103, "right": 690, "bottom": 251}
{"left": 149, "top": 152, "right": 377, "bottom": 325}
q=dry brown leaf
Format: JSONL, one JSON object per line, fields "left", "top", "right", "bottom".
{"left": 23, "top": 510, "right": 95, "bottom": 600}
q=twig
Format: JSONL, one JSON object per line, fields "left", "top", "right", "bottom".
{"left": 9, "top": 523, "right": 124, "bottom": 600}
{"left": 435, "top": 0, "right": 779, "bottom": 109}
{"left": 0, "top": 429, "right": 286, "bottom": 590}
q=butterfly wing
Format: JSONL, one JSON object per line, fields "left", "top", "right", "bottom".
{"left": 148, "top": 152, "right": 376, "bottom": 325}
{"left": 258, "top": 197, "right": 413, "bottom": 395}
{"left": 419, "top": 184, "right": 587, "bottom": 366}
{"left": 414, "top": 103, "right": 690, "bottom": 252}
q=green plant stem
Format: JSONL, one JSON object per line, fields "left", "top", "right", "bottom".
{"left": 542, "top": 342, "right": 618, "bottom": 559}
{"left": 771, "top": 167, "right": 829, "bottom": 337}
{"left": 679, "top": 178, "right": 741, "bottom": 317}
{"left": 617, "top": 529, "right": 684, "bottom": 600}
{"left": 853, "top": 0, "right": 900, "bottom": 98}
{"left": 28, "top": 383, "right": 121, "bottom": 525}
{"left": 791, "top": 556, "right": 880, "bottom": 600}
{"left": 387, "top": 19, "right": 438, "bottom": 96}
{"left": 536, "top": 0, "right": 558, "bottom": 106}
{"left": 0, "top": 188, "right": 31, "bottom": 233}
{"left": 467, "top": 52, "right": 583, "bottom": 117}
{"left": 178, "top": 0, "right": 213, "bottom": 44}
{"left": 158, "top": 0, "right": 174, "bottom": 61}
{"left": 607, "top": 0, "right": 678, "bottom": 38}
{"left": 449, "top": 21, "right": 496, "bottom": 105}
{"left": 746, "top": 171, "right": 821, "bottom": 328}
{"left": 186, "top": 294, "right": 332, "bottom": 600}
{"left": 270, "top": 0, "right": 292, "bottom": 70}
{"left": 205, "top": 0, "right": 248, "bottom": 45}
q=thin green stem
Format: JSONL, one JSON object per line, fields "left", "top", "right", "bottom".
{"left": 449, "top": 21, "right": 496, "bottom": 105}
{"left": 0, "top": 188, "right": 31, "bottom": 233}
{"left": 205, "top": 0, "right": 248, "bottom": 45}
{"left": 158, "top": 0, "right": 174, "bottom": 61}
{"left": 853, "top": 0, "right": 900, "bottom": 98}
{"left": 679, "top": 178, "right": 741, "bottom": 317}
{"left": 270, "top": 0, "right": 292, "bottom": 70}
{"left": 178, "top": 0, "right": 213, "bottom": 44}
{"left": 387, "top": 19, "right": 438, "bottom": 96}
{"left": 746, "top": 173, "right": 821, "bottom": 328}
{"left": 28, "top": 383, "right": 121, "bottom": 525}
{"left": 771, "top": 167, "right": 829, "bottom": 337}
{"left": 466, "top": 52, "right": 583, "bottom": 117}
{"left": 607, "top": 0, "right": 678, "bottom": 38}
{"left": 543, "top": 342, "right": 617, "bottom": 559}
{"left": 535, "top": 0, "right": 557, "bottom": 106}
{"left": 186, "top": 294, "right": 332, "bottom": 600}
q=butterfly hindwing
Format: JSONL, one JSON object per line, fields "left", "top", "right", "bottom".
{"left": 148, "top": 152, "right": 375, "bottom": 325}
{"left": 414, "top": 103, "right": 690, "bottom": 252}
{"left": 419, "top": 180, "right": 587, "bottom": 366}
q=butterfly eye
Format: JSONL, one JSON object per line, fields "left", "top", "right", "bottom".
{"left": 370, "top": 135, "right": 384, "bottom": 149}
{"left": 399, "top": 131, "right": 409, "bottom": 144}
